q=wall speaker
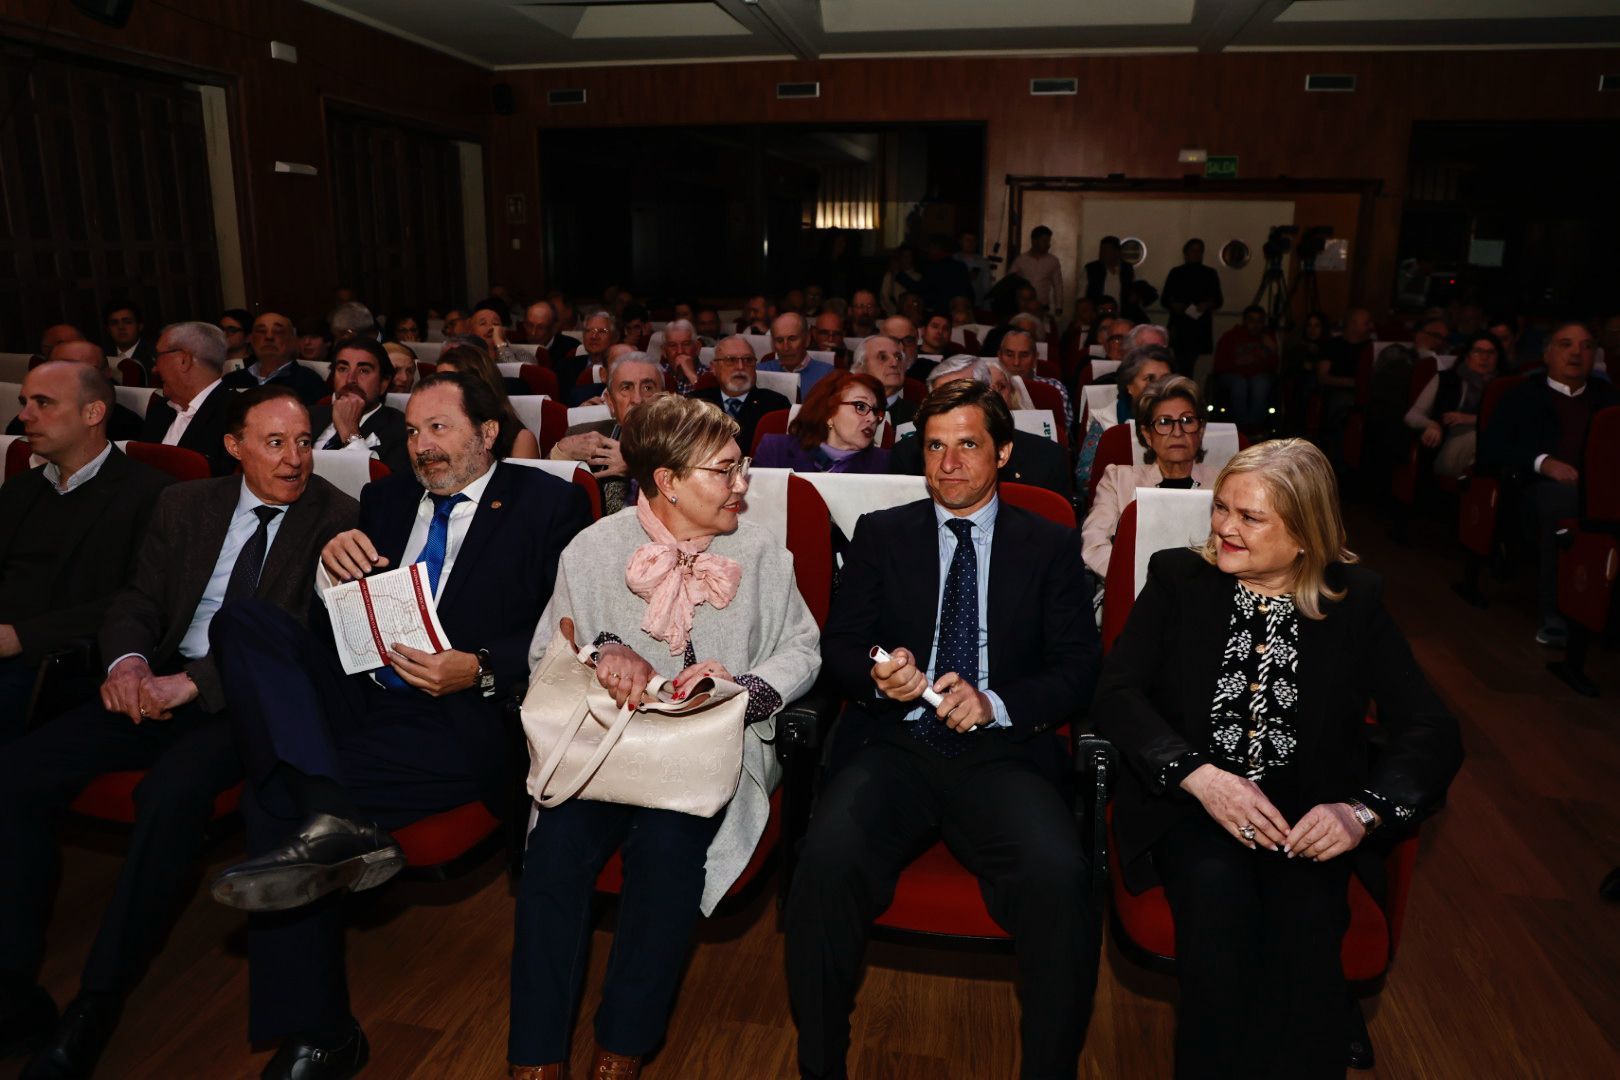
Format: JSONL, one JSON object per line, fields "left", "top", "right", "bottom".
{"left": 492, "top": 83, "right": 516, "bottom": 116}
{"left": 73, "top": 0, "right": 136, "bottom": 28}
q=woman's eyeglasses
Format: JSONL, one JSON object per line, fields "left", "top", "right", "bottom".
{"left": 692, "top": 457, "right": 752, "bottom": 487}
{"left": 1150, "top": 415, "right": 1204, "bottom": 434}
{"left": 839, "top": 400, "right": 884, "bottom": 417}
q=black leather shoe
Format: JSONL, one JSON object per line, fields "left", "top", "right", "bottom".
{"left": 0, "top": 985, "right": 56, "bottom": 1058}
{"left": 1346, "top": 996, "right": 1374, "bottom": 1070}
{"left": 211, "top": 813, "right": 404, "bottom": 912}
{"left": 261, "top": 1021, "right": 369, "bottom": 1080}
{"left": 20, "top": 993, "right": 122, "bottom": 1078}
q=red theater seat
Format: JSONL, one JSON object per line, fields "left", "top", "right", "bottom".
{"left": 395, "top": 800, "right": 505, "bottom": 874}
{"left": 70, "top": 773, "right": 242, "bottom": 824}
{"left": 516, "top": 363, "right": 559, "bottom": 398}
{"left": 122, "top": 442, "right": 211, "bottom": 482}
{"left": 750, "top": 409, "right": 791, "bottom": 456}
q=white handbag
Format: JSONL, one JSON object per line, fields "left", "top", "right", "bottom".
{"left": 522, "top": 624, "right": 749, "bottom": 818}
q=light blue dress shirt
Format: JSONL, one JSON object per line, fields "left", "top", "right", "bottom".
{"left": 758, "top": 357, "right": 835, "bottom": 396}
{"left": 178, "top": 480, "right": 286, "bottom": 659}
{"left": 901, "top": 496, "right": 1011, "bottom": 729}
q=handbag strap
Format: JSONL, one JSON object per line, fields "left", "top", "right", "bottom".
{"left": 533, "top": 662, "right": 668, "bottom": 808}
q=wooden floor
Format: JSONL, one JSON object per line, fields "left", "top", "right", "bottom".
{"left": 5, "top": 505, "right": 1619, "bottom": 1079}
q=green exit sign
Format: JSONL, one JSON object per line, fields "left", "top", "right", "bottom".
{"left": 1205, "top": 155, "right": 1239, "bottom": 179}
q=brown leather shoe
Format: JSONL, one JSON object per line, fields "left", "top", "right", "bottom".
{"left": 590, "top": 1048, "right": 641, "bottom": 1079}
{"left": 510, "top": 1065, "right": 565, "bottom": 1080}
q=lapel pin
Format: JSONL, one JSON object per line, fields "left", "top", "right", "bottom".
{"left": 490, "top": 500, "right": 503, "bottom": 509}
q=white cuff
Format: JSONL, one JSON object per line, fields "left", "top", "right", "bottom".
{"left": 1533, "top": 453, "right": 1548, "bottom": 475}
{"left": 107, "top": 653, "right": 147, "bottom": 676}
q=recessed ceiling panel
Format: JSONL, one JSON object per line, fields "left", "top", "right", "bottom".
{"left": 819, "top": 0, "right": 1196, "bottom": 35}
{"left": 543, "top": 2, "right": 750, "bottom": 40}
{"left": 1277, "top": 0, "right": 1617, "bottom": 22}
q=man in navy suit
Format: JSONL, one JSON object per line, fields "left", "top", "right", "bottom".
{"left": 207, "top": 371, "right": 590, "bottom": 1079}
{"left": 785, "top": 379, "right": 1101, "bottom": 1080}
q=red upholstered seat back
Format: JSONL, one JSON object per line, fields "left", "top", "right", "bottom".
{"left": 1583, "top": 407, "right": 1620, "bottom": 524}
{"left": 122, "top": 441, "right": 210, "bottom": 482}
{"left": 902, "top": 377, "right": 926, "bottom": 404}
{"left": 536, "top": 398, "right": 570, "bottom": 457}
{"left": 999, "top": 480, "right": 1076, "bottom": 529}
{"left": 1101, "top": 501, "right": 1139, "bottom": 653}
{"left": 117, "top": 358, "right": 147, "bottom": 387}
{"left": 786, "top": 474, "right": 834, "bottom": 628}
{"left": 750, "top": 408, "right": 791, "bottom": 456}
{"left": 4, "top": 438, "right": 31, "bottom": 479}
{"left": 516, "top": 363, "right": 559, "bottom": 399}
{"left": 1089, "top": 422, "right": 1134, "bottom": 499}
{"left": 71, "top": 773, "right": 241, "bottom": 824}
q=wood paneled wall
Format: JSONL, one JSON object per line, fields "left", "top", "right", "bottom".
{"left": 489, "top": 48, "right": 1620, "bottom": 309}
{"left": 0, "top": 0, "right": 489, "bottom": 320}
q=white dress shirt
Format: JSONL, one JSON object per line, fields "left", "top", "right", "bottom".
{"left": 400, "top": 466, "right": 494, "bottom": 598}
{"left": 160, "top": 377, "right": 224, "bottom": 446}
{"left": 43, "top": 441, "right": 112, "bottom": 494}
{"left": 315, "top": 403, "right": 384, "bottom": 455}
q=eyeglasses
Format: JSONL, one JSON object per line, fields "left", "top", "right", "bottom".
{"left": 692, "top": 457, "right": 752, "bottom": 487}
{"left": 711, "top": 354, "right": 757, "bottom": 367}
{"left": 839, "top": 400, "right": 884, "bottom": 417}
{"left": 1150, "top": 415, "right": 1204, "bottom": 434}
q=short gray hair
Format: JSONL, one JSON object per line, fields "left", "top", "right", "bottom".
{"left": 606, "top": 350, "right": 658, "bottom": 385}
{"left": 663, "top": 318, "right": 696, "bottom": 337}
{"left": 851, "top": 335, "right": 898, "bottom": 372}
{"left": 926, "top": 353, "right": 1000, "bottom": 387}
{"left": 583, "top": 310, "right": 620, "bottom": 336}
{"left": 1007, "top": 313, "right": 1043, "bottom": 335}
{"left": 329, "top": 301, "right": 376, "bottom": 337}
{"left": 163, "top": 321, "right": 226, "bottom": 369}
{"left": 1124, "top": 323, "right": 1168, "bottom": 351}
{"left": 1116, "top": 344, "right": 1175, "bottom": 396}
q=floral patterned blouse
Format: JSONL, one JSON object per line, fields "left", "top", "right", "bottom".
{"left": 1210, "top": 582, "right": 1301, "bottom": 782}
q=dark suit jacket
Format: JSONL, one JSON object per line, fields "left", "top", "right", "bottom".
{"left": 690, "top": 385, "right": 791, "bottom": 452}
{"left": 221, "top": 360, "right": 331, "bottom": 407}
{"left": 333, "top": 462, "right": 591, "bottom": 799}
{"left": 0, "top": 448, "right": 173, "bottom": 663}
{"left": 309, "top": 401, "right": 411, "bottom": 477}
{"left": 99, "top": 475, "right": 359, "bottom": 713}
{"left": 7, "top": 402, "right": 143, "bottom": 443}
{"left": 138, "top": 383, "right": 237, "bottom": 477}
{"left": 1093, "top": 548, "right": 1463, "bottom": 886}
{"left": 546, "top": 333, "right": 581, "bottom": 371}
{"left": 887, "top": 397, "right": 918, "bottom": 427}
{"left": 1083, "top": 258, "right": 1135, "bottom": 301}
{"left": 824, "top": 498, "right": 1098, "bottom": 759}
{"left": 889, "top": 428, "right": 1072, "bottom": 497}
{"left": 1478, "top": 375, "right": 1620, "bottom": 475}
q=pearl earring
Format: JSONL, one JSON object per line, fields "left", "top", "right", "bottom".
{"left": 668, "top": 494, "right": 679, "bottom": 505}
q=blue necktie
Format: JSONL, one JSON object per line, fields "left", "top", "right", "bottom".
{"left": 913, "top": 517, "right": 978, "bottom": 758}
{"left": 724, "top": 396, "right": 743, "bottom": 419}
{"left": 376, "top": 492, "right": 468, "bottom": 691}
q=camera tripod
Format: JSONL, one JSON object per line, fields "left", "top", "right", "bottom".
{"left": 1251, "top": 254, "right": 1320, "bottom": 330}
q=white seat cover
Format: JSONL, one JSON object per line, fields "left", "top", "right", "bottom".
{"left": 503, "top": 458, "right": 589, "bottom": 483}
{"left": 1082, "top": 384, "right": 1121, "bottom": 428}
{"left": 407, "top": 342, "right": 443, "bottom": 364}
{"left": 1132, "top": 488, "right": 1215, "bottom": 597}
{"left": 755, "top": 369, "right": 801, "bottom": 403}
{"left": 303, "top": 360, "right": 331, "bottom": 383}
{"left": 743, "top": 334, "right": 773, "bottom": 360}
{"left": 1090, "top": 359, "right": 1120, "bottom": 379}
{"left": 567, "top": 404, "right": 612, "bottom": 428}
{"left": 739, "top": 466, "right": 792, "bottom": 547}
{"left": 808, "top": 350, "right": 836, "bottom": 367}
{"left": 508, "top": 343, "right": 541, "bottom": 362}
{"left": 1011, "top": 409, "right": 1061, "bottom": 442}
{"left": 510, "top": 395, "right": 549, "bottom": 435}
{"left": 310, "top": 449, "right": 374, "bottom": 500}
{"left": 114, "top": 386, "right": 159, "bottom": 418}
{"left": 496, "top": 362, "right": 526, "bottom": 378}
{"left": 795, "top": 472, "right": 928, "bottom": 540}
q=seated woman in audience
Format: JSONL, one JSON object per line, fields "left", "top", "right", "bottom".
{"left": 390, "top": 309, "right": 426, "bottom": 343}
{"left": 1082, "top": 375, "right": 1217, "bottom": 580}
{"left": 753, "top": 370, "right": 891, "bottom": 474}
{"left": 510, "top": 394, "right": 820, "bottom": 1080}
{"left": 1075, "top": 343, "right": 1175, "bottom": 503}
{"left": 435, "top": 341, "right": 541, "bottom": 458}
{"left": 384, "top": 342, "right": 418, "bottom": 394}
{"left": 1404, "top": 330, "right": 1501, "bottom": 478}
{"left": 1094, "top": 438, "right": 1463, "bottom": 1079}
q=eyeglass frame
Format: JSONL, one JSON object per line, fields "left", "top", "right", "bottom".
{"left": 1148, "top": 414, "right": 1204, "bottom": 434}
{"left": 690, "top": 456, "right": 752, "bottom": 487}
{"left": 837, "top": 399, "right": 885, "bottom": 417}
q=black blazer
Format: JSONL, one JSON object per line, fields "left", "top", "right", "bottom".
{"left": 886, "top": 397, "right": 918, "bottom": 427}
{"left": 889, "top": 428, "right": 1072, "bottom": 498}
{"left": 1478, "top": 375, "right": 1620, "bottom": 475}
{"left": 1093, "top": 548, "right": 1463, "bottom": 887}
{"left": 100, "top": 475, "right": 359, "bottom": 713}
{"left": 332, "top": 462, "right": 591, "bottom": 801}
{"left": 823, "top": 497, "right": 1099, "bottom": 760}
{"left": 546, "top": 333, "right": 581, "bottom": 370}
{"left": 221, "top": 360, "right": 331, "bottom": 407}
{"left": 138, "top": 383, "right": 237, "bottom": 477}
{"left": 309, "top": 402, "right": 411, "bottom": 477}
{"left": 690, "top": 386, "right": 790, "bottom": 453}
{"left": 1083, "top": 258, "right": 1135, "bottom": 301}
{"left": 0, "top": 448, "right": 173, "bottom": 663}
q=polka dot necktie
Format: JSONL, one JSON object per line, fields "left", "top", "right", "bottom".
{"left": 912, "top": 517, "right": 978, "bottom": 758}
{"left": 724, "top": 397, "right": 743, "bottom": 419}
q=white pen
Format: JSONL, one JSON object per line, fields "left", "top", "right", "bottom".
{"left": 868, "top": 646, "right": 945, "bottom": 709}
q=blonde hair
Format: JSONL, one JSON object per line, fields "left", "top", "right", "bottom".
{"left": 1196, "top": 438, "right": 1357, "bottom": 619}
{"left": 620, "top": 394, "right": 740, "bottom": 495}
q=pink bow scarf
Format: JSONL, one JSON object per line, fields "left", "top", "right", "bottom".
{"left": 625, "top": 499, "right": 743, "bottom": 654}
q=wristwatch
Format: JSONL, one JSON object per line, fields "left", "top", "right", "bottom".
{"left": 1347, "top": 800, "right": 1378, "bottom": 834}
{"left": 474, "top": 649, "right": 496, "bottom": 698}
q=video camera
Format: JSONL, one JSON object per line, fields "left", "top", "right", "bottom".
{"left": 1262, "top": 224, "right": 1334, "bottom": 263}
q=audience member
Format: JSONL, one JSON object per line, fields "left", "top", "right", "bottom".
{"left": 0, "top": 386, "right": 356, "bottom": 1078}
{"left": 328, "top": 302, "right": 377, "bottom": 344}
{"left": 509, "top": 394, "right": 818, "bottom": 1080}
{"left": 999, "top": 328, "right": 1074, "bottom": 429}
{"left": 694, "top": 306, "right": 723, "bottom": 345}
{"left": 917, "top": 312, "right": 955, "bottom": 368}
{"left": 760, "top": 312, "right": 834, "bottom": 397}
{"left": 390, "top": 311, "right": 425, "bottom": 344}
{"left": 104, "top": 301, "right": 156, "bottom": 382}
{"left": 573, "top": 311, "right": 622, "bottom": 393}
{"left": 847, "top": 289, "right": 881, "bottom": 338}
{"left": 550, "top": 353, "right": 665, "bottom": 513}
{"left": 310, "top": 338, "right": 411, "bottom": 476}
{"left": 657, "top": 318, "right": 703, "bottom": 394}
{"left": 1412, "top": 316, "right": 1450, "bottom": 360}
{"left": 141, "top": 321, "right": 236, "bottom": 476}
{"left": 224, "top": 312, "right": 330, "bottom": 406}
{"left": 5, "top": 341, "right": 143, "bottom": 441}
{"left": 811, "top": 310, "right": 851, "bottom": 369}
{"left": 1075, "top": 344, "right": 1176, "bottom": 502}
{"left": 787, "top": 378, "right": 1100, "bottom": 1080}
{"left": 1213, "top": 305, "right": 1280, "bottom": 426}
{"left": 441, "top": 307, "right": 467, "bottom": 338}
{"left": 754, "top": 371, "right": 890, "bottom": 474}
{"left": 296, "top": 318, "right": 333, "bottom": 365}
{"left": 206, "top": 373, "right": 589, "bottom": 1079}
{"left": 621, "top": 305, "right": 650, "bottom": 351}
{"left": 916, "top": 235, "right": 972, "bottom": 318}
{"left": 31, "top": 323, "right": 84, "bottom": 367}
{"left": 1485, "top": 311, "right": 1524, "bottom": 371}
{"left": 521, "top": 300, "right": 580, "bottom": 370}
{"left": 434, "top": 342, "right": 541, "bottom": 460}
{"left": 880, "top": 248, "right": 921, "bottom": 316}
{"left": 219, "top": 308, "right": 253, "bottom": 367}
{"left": 737, "top": 295, "right": 771, "bottom": 336}
{"left": 1007, "top": 224, "right": 1065, "bottom": 318}
{"left": 954, "top": 231, "right": 993, "bottom": 304}
{"left": 878, "top": 314, "right": 920, "bottom": 371}
{"left": 0, "top": 362, "right": 172, "bottom": 731}
{"left": 853, "top": 334, "right": 914, "bottom": 425}
{"left": 1316, "top": 307, "right": 1376, "bottom": 465}
{"left": 1161, "top": 238, "right": 1223, "bottom": 375}
{"left": 384, "top": 342, "right": 419, "bottom": 394}
{"left": 690, "top": 335, "right": 789, "bottom": 452}
{"left": 1084, "top": 235, "right": 1135, "bottom": 302}
{"left": 1405, "top": 331, "right": 1502, "bottom": 478}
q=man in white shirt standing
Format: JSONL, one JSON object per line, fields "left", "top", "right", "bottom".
{"left": 1008, "top": 225, "right": 1065, "bottom": 321}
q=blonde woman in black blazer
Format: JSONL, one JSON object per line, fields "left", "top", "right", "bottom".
{"left": 1094, "top": 439, "right": 1462, "bottom": 1079}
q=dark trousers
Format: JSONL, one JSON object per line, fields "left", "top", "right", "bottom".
{"left": 209, "top": 600, "right": 489, "bottom": 1042}
{"left": 0, "top": 694, "right": 239, "bottom": 995}
{"left": 1526, "top": 479, "right": 1580, "bottom": 628}
{"left": 509, "top": 799, "right": 725, "bottom": 1064}
{"left": 0, "top": 654, "right": 37, "bottom": 742}
{"left": 784, "top": 729, "right": 1097, "bottom": 1080}
{"left": 1154, "top": 814, "right": 1352, "bottom": 1080}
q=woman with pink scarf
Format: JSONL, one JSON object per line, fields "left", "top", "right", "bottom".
{"left": 509, "top": 395, "right": 821, "bottom": 1080}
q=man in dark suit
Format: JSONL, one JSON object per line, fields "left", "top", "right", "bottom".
{"left": 855, "top": 331, "right": 917, "bottom": 426}
{"left": 550, "top": 353, "right": 664, "bottom": 513}
{"left": 520, "top": 299, "right": 580, "bottom": 370}
{"left": 4, "top": 340, "right": 143, "bottom": 442}
{"left": 786, "top": 380, "right": 1101, "bottom": 1080}
{"left": 309, "top": 338, "right": 410, "bottom": 476}
{"left": 207, "top": 372, "right": 590, "bottom": 1079}
{"left": 222, "top": 311, "right": 331, "bottom": 406}
{"left": 0, "top": 386, "right": 356, "bottom": 1078}
{"left": 691, "top": 334, "right": 790, "bottom": 452}
{"left": 0, "top": 361, "right": 172, "bottom": 732}
{"left": 890, "top": 356, "right": 1072, "bottom": 497}
{"left": 103, "top": 300, "right": 157, "bottom": 384}
{"left": 139, "top": 320, "right": 236, "bottom": 477}
{"left": 1480, "top": 321, "right": 1620, "bottom": 645}
{"left": 1083, "top": 234, "right": 1136, "bottom": 302}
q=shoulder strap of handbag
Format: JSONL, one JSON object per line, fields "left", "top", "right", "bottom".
{"left": 532, "top": 663, "right": 669, "bottom": 808}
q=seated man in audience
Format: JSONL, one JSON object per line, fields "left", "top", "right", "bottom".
{"left": 787, "top": 379, "right": 1099, "bottom": 1080}
{"left": 6, "top": 340, "right": 143, "bottom": 442}
{"left": 1412, "top": 315, "right": 1450, "bottom": 360}
{"left": 520, "top": 300, "right": 579, "bottom": 369}
{"left": 310, "top": 338, "right": 411, "bottom": 476}
{"left": 29, "top": 323, "right": 85, "bottom": 367}
{"left": 1212, "top": 304, "right": 1279, "bottom": 426}
{"left": 916, "top": 313, "right": 956, "bottom": 377}
{"left": 897, "top": 291, "right": 925, "bottom": 328}
{"left": 1480, "top": 321, "right": 1620, "bottom": 647}
{"left": 206, "top": 373, "right": 589, "bottom": 1079}
{"left": 621, "top": 304, "right": 651, "bottom": 351}
{"left": 104, "top": 301, "right": 156, "bottom": 383}
{"left": 549, "top": 353, "right": 664, "bottom": 513}
{"left": 1000, "top": 328, "right": 1074, "bottom": 430}
{"left": 694, "top": 306, "right": 723, "bottom": 346}
{"left": 737, "top": 295, "right": 771, "bottom": 335}
{"left": 441, "top": 307, "right": 467, "bottom": 338}
{"left": 0, "top": 386, "right": 356, "bottom": 1078}
{"left": 568, "top": 311, "right": 621, "bottom": 398}
{"left": 690, "top": 335, "right": 790, "bottom": 452}
{"left": 223, "top": 311, "right": 330, "bottom": 406}
{"left": 297, "top": 318, "right": 332, "bottom": 368}
{"left": 1125, "top": 321, "right": 1169, "bottom": 352}
{"left": 657, "top": 318, "right": 704, "bottom": 394}
{"left": 760, "top": 312, "right": 834, "bottom": 398}
{"left": 1316, "top": 307, "right": 1376, "bottom": 466}
{"left": 327, "top": 302, "right": 376, "bottom": 346}
{"left": 890, "top": 354, "right": 1071, "bottom": 497}
{"left": 879, "top": 314, "right": 920, "bottom": 371}
{"left": 847, "top": 289, "right": 880, "bottom": 338}
{"left": 918, "top": 234, "right": 974, "bottom": 318}
{"left": 140, "top": 321, "right": 237, "bottom": 477}
{"left": 812, "top": 310, "right": 852, "bottom": 369}
{"left": 0, "top": 361, "right": 173, "bottom": 734}
{"left": 220, "top": 308, "right": 253, "bottom": 368}
{"left": 853, "top": 334, "right": 915, "bottom": 425}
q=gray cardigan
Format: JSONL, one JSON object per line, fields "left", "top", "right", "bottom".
{"left": 527, "top": 507, "right": 821, "bottom": 912}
